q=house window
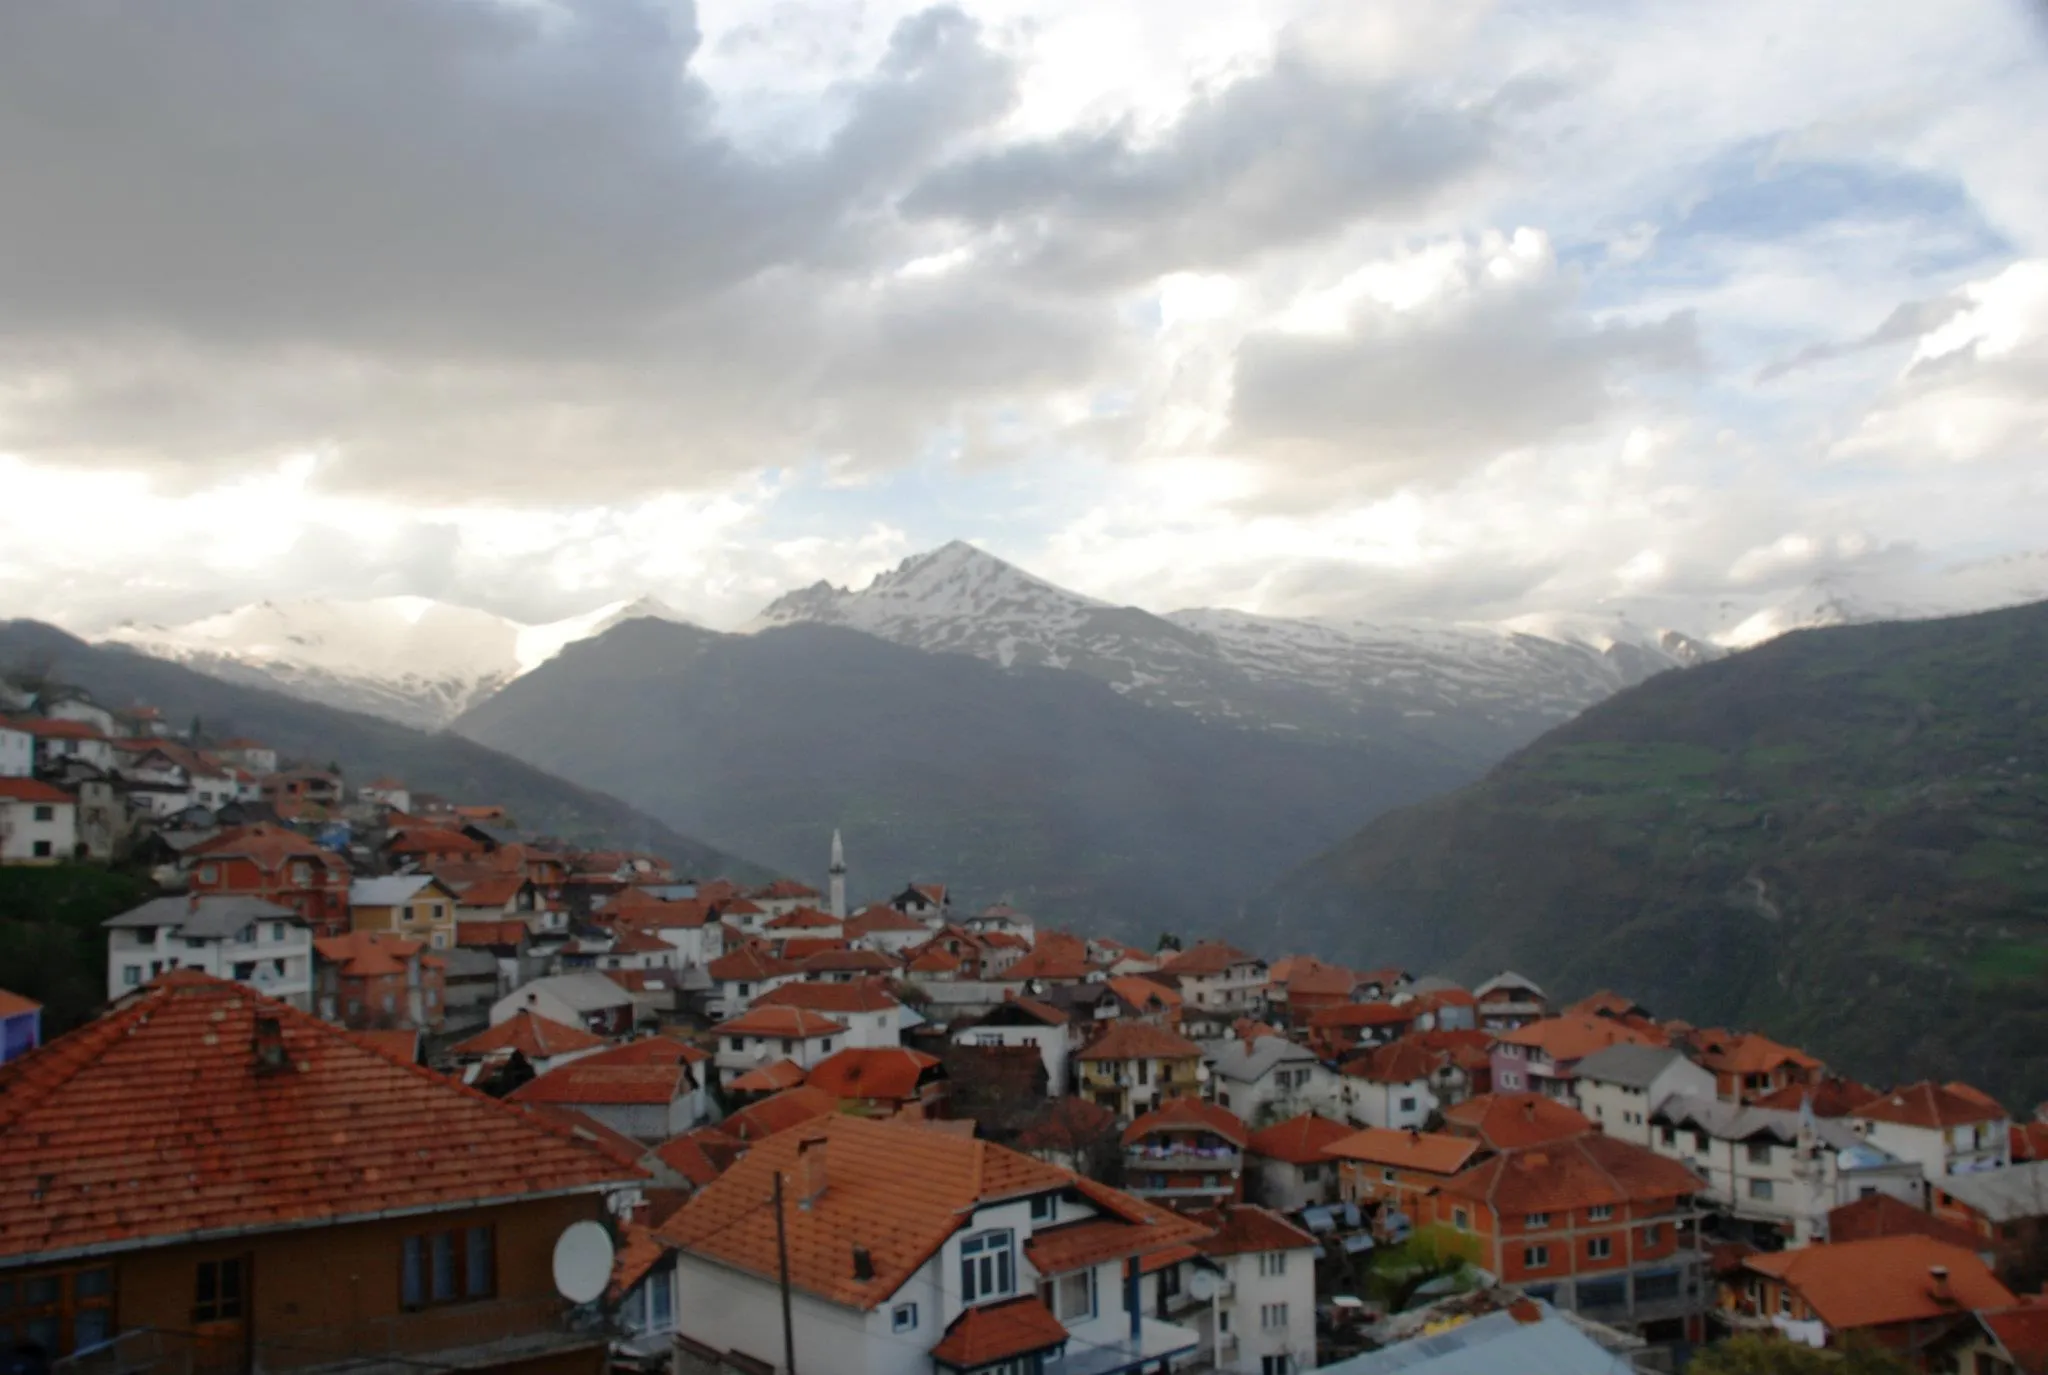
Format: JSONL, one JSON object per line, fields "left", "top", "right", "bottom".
{"left": 1643, "top": 1224, "right": 1663, "bottom": 1245}
{"left": 1, "top": 1265, "right": 116, "bottom": 1357}
{"left": 1262, "top": 1357, "right": 1293, "bottom": 1375}
{"left": 1587, "top": 1237, "right": 1612, "bottom": 1260}
{"left": 960, "top": 1230, "right": 1015, "bottom": 1304}
{"left": 822, "top": 1039, "right": 833, "bottom": 1053}
{"left": 32, "top": 841, "right": 51, "bottom": 858}
{"left": 892, "top": 1303, "right": 918, "bottom": 1333}
{"left": 1658, "top": 1125, "right": 1676, "bottom": 1146}
{"left": 1524, "top": 1245, "right": 1549, "bottom": 1268}
{"left": 729, "top": 1038, "right": 744, "bottom": 1052}
{"left": 736, "top": 983, "right": 751, "bottom": 997}
{"left": 1746, "top": 1142, "right": 1772, "bottom": 1165}
{"left": 32, "top": 804, "right": 54, "bottom": 822}
{"left": 123, "top": 966, "right": 142, "bottom": 987}
{"left": 1453, "top": 1209, "right": 1470, "bottom": 1230}
{"left": 782, "top": 1039, "right": 795, "bottom": 1054}
{"left": 1031, "top": 1194, "right": 1057, "bottom": 1223}
{"left": 402, "top": 905, "right": 417, "bottom": 924}
{"left": 1044, "top": 1269, "right": 1096, "bottom": 1322}
{"left": 1260, "top": 1302, "right": 1289, "bottom": 1330}
{"left": 237, "top": 925, "right": 255, "bottom": 944}
{"left": 1588, "top": 1205, "right": 1614, "bottom": 1221}
{"left": 1748, "top": 1179, "right": 1775, "bottom": 1201}
{"left": 291, "top": 862, "right": 310, "bottom": 884}
{"left": 270, "top": 923, "right": 286, "bottom": 942}
{"left": 1526, "top": 1213, "right": 1550, "bottom": 1229}
{"left": 401, "top": 1226, "right": 494, "bottom": 1308}
{"left": 1399, "top": 1096, "right": 1417, "bottom": 1112}
{"left": 1382, "top": 1168, "right": 1396, "bottom": 1183}
{"left": 1258, "top": 1252, "right": 1287, "bottom": 1278}
{"left": 192, "top": 1258, "right": 245, "bottom": 1323}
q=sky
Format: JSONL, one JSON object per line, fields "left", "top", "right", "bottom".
{"left": 0, "top": 0, "right": 2044, "bottom": 638}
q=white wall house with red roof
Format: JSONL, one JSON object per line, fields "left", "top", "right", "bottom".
{"left": 0, "top": 778, "right": 77, "bottom": 864}
{"left": 1850, "top": 1083, "right": 2013, "bottom": 1181}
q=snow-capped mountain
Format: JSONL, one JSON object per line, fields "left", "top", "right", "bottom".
{"left": 756, "top": 542, "right": 1718, "bottom": 761}
{"left": 102, "top": 594, "right": 684, "bottom": 729}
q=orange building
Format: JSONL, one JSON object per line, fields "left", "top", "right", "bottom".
{"left": 1327, "top": 1127, "right": 1481, "bottom": 1212}
{"left": 1122, "top": 1097, "right": 1249, "bottom": 1211}
{"left": 1683, "top": 1029, "right": 1825, "bottom": 1103}
{"left": 185, "top": 824, "right": 353, "bottom": 936}
{"left": 312, "top": 930, "right": 447, "bottom": 1031}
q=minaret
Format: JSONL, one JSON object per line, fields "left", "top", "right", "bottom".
{"left": 828, "top": 828, "right": 847, "bottom": 920}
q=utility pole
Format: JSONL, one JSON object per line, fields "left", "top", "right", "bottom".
{"left": 773, "top": 1170, "right": 797, "bottom": 1375}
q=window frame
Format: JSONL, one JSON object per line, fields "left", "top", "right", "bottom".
{"left": 1587, "top": 1236, "right": 1613, "bottom": 1260}
{"left": 192, "top": 1257, "right": 245, "bottom": 1324}
{"left": 891, "top": 1302, "right": 919, "bottom": 1333}
{"left": 401, "top": 1224, "right": 496, "bottom": 1310}
{"left": 1523, "top": 1244, "right": 1550, "bottom": 1269}
{"left": 959, "top": 1229, "right": 1016, "bottom": 1306}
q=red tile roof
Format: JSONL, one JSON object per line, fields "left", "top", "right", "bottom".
{"left": 0, "top": 778, "right": 73, "bottom": 804}
{"left": 753, "top": 879, "right": 821, "bottom": 900}
{"left": 1743, "top": 1235, "right": 2015, "bottom": 1331}
{"left": 800, "top": 949, "right": 899, "bottom": 976}
{"left": 1326, "top": 1127, "right": 1481, "bottom": 1176}
{"left": 1500, "top": 1013, "right": 1665, "bottom": 1062}
{"left": 451, "top": 1010, "right": 608, "bottom": 1060}
{"left": 709, "top": 944, "right": 800, "bottom": 982}
{"left": 658, "top": 1115, "right": 1082, "bottom": 1308}
{"left": 1308, "top": 1001, "right": 1417, "bottom": 1029}
{"left": 931, "top": 1296, "right": 1070, "bottom": 1367}
{"left": 1281, "top": 956, "right": 1358, "bottom": 998}
{"left": 844, "top": 904, "right": 927, "bottom": 936}
{"left": 712, "top": 1005, "right": 847, "bottom": 1039}
{"left": 1752, "top": 1075, "right": 1880, "bottom": 1117}
{"left": 353, "top": 1029, "right": 420, "bottom": 1064}
{"left": 521, "top": 1105, "right": 650, "bottom": 1170}
{"left": 1352, "top": 1038, "right": 1439, "bottom": 1085}
{"left": 729, "top": 1059, "right": 809, "bottom": 1093}
{"left": 0, "top": 988, "right": 42, "bottom": 1018}
{"left": 1123, "top": 1097, "right": 1248, "bottom": 1148}
{"left": 577, "top": 1036, "right": 712, "bottom": 1068}
{"left": 9, "top": 718, "right": 104, "bottom": 740}
{"left": 652, "top": 1130, "right": 741, "bottom": 1189}
{"left": 1854, "top": 1081, "right": 2008, "bottom": 1129}
{"left": 776, "top": 936, "right": 851, "bottom": 961}
{"left": 1438, "top": 1134, "right": 1702, "bottom": 1215}
{"left": 752, "top": 979, "right": 900, "bottom": 1014}
{"left": 1191, "top": 1203, "right": 1316, "bottom": 1257}
{"left": 1981, "top": 1305, "right": 2048, "bottom": 1373}
{"left": 1565, "top": 990, "right": 1649, "bottom": 1019}
{"left": 805, "top": 1048, "right": 940, "bottom": 1103}
{"left": 509, "top": 1061, "right": 694, "bottom": 1108}
{"left": 765, "top": 905, "right": 841, "bottom": 930}
{"left": 1021, "top": 1179, "right": 1214, "bottom": 1276}
{"left": 455, "top": 918, "right": 531, "bottom": 948}
{"left": 1159, "top": 940, "right": 1257, "bottom": 977}
{"left": 1247, "top": 1114, "right": 1353, "bottom": 1166}
{"left": 0, "top": 973, "right": 639, "bottom": 1265}
{"left": 1688, "top": 1029, "right": 1822, "bottom": 1076}
{"left": 1077, "top": 1021, "right": 1203, "bottom": 1062}
{"left": 1826, "top": 1192, "right": 1989, "bottom": 1251}
{"left": 1441, "top": 1093, "right": 1596, "bottom": 1151}
{"left": 1108, "top": 975, "right": 1181, "bottom": 1011}
{"left": 722, "top": 1086, "right": 840, "bottom": 1142}
{"left": 188, "top": 822, "right": 340, "bottom": 873}
{"left": 312, "top": 930, "right": 428, "bottom": 978}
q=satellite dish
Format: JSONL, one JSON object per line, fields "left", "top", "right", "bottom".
{"left": 1189, "top": 1269, "right": 1219, "bottom": 1302}
{"left": 552, "top": 1220, "right": 615, "bottom": 1304}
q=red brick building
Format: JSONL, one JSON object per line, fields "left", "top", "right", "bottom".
{"left": 185, "top": 824, "right": 353, "bottom": 936}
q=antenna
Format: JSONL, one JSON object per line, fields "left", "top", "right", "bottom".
{"left": 551, "top": 1220, "right": 615, "bottom": 1305}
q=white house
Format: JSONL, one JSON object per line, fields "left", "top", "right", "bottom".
{"left": 1571, "top": 1043, "right": 1717, "bottom": 1146}
{"left": 710, "top": 1004, "right": 848, "bottom": 1087}
{"left": 0, "top": 721, "right": 32, "bottom": 778}
{"left": 44, "top": 696, "right": 118, "bottom": 737}
{"left": 489, "top": 971, "right": 636, "bottom": 1037}
{"left": 1189, "top": 1204, "right": 1320, "bottom": 1375}
{"left": 1849, "top": 1082, "right": 2012, "bottom": 1181}
{"left": 1650, "top": 1094, "right": 1926, "bottom": 1244}
{"left": 21, "top": 718, "right": 116, "bottom": 772}
{"left": 1207, "top": 1035, "right": 1343, "bottom": 1125}
{"left": 102, "top": 894, "right": 313, "bottom": 1009}
{"left": 1244, "top": 1114, "right": 1352, "bottom": 1214}
{"left": 1159, "top": 941, "right": 1269, "bottom": 1016}
{"left": 844, "top": 903, "right": 930, "bottom": 955}
{"left": 749, "top": 980, "right": 904, "bottom": 1049}
{"left": 359, "top": 777, "right": 412, "bottom": 812}
{"left": 0, "top": 779, "right": 77, "bottom": 864}
{"left": 706, "top": 943, "right": 804, "bottom": 1020}
{"left": 955, "top": 996, "right": 1072, "bottom": 1096}
{"left": 509, "top": 1039, "right": 714, "bottom": 1143}
{"left": 660, "top": 1114, "right": 1210, "bottom": 1375}
{"left": 1338, "top": 1040, "right": 1440, "bottom": 1132}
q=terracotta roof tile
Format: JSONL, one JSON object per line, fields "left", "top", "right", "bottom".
{"left": 1826, "top": 1192, "right": 1988, "bottom": 1251}
{"left": 722, "top": 1086, "right": 840, "bottom": 1142}
{"left": 1352, "top": 1038, "right": 1439, "bottom": 1085}
{"left": 455, "top": 918, "right": 532, "bottom": 948}
{"left": 799, "top": 949, "right": 898, "bottom": 976}
{"left": 1022, "top": 1183, "right": 1213, "bottom": 1276}
{"left": 521, "top": 1105, "right": 651, "bottom": 1170}
{"left": 0, "top": 988, "right": 44, "bottom": 1018}
{"left": 1123, "top": 1097, "right": 1248, "bottom": 1148}
{"left": 1743, "top": 1235, "right": 2014, "bottom": 1330}
{"left": 1441, "top": 1093, "right": 1595, "bottom": 1151}
{"left": 752, "top": 979, "right": 900, "bottom": 1014}
{"left": 353, "top": 1029, "right": 419, "bottom": 1064}
{"left": 776, "top": 937, "right": 851, "bottom": 960}
{"left": 1325, "top": 1127, "right": 1480, "bottom": 1175}
{"left": 709, "top": 944, "right": 800, "bottom": 982}
{"left": 0, "top": 778, "right": 73, "bottom": 804}
{"left": 1688, "top": 1029, "right": 1822, "bottom": 1076}
{"left": 0, "top": 973, "right": 639, "bottom": 1265}
{"left": 652, "top": 1129, "right": 741, "bottom": 1189}
{"left": 765, "top": 905, "right": 841, "bottom": 931}
{"left": 844, "top": 904, "right": 927, "bottom": 936}
{"left": 930, "top": 1296, "right": 1069, "bottom": 1367}
{"left": 1247, "top": 1114, "right": 1353, "bottom": 1166}
{"left": 451, "top": 1010, "right": 608, "bottom": 1060}
{"left": 1308, "top": 1001, "right": 1417, "bottom": 1029}
{"left": 712, "top": 1005, "right": 847, "bottom": 1039}
{"left": 509, "top": 1062, "right": 693, "bottom": 1108}
{"left": 1752, "top": 1075, "right": 1879, "bottom": 1116}
{"left": 1159, "top": 940, "right": 1257, "bottom": 977}
{"left": 1981, "top": 1304, "right": 2048, "bottom": 1372}
{"left": 658, "top": 1116, "right": 1080, "bottom": 1308}
{"left": 1077, "top": 1021, "right": 1203, "bottom": 1062}
{"left": 1281, "top": 957, "right": 1358, "bottom": 998}
{"left": 1438, "top": 1134, "right": 1702, "bottom": 1215}
{"left": 729, "top": 1059, "right": 809, "bottom": 1093}
{"left": 753, "top": 879, "right": 821, "bottom": 900}
{"left": 1853, "top": 1081, "right": 2008, "bottom": 1129}
{"left": 1500, "top": 1013, "right": 1665, "bottom": 1061}
{"left": 312, "top": 930, "right": 427, "bottom": 979}
{"left": 1190, "top": 1203, "right": 1316, "bottom": 1257}
{"left": 610, "top": 1220, "right": 668, "bottom": 1302}
{"left": 1108, "top": 975, "right": 1181, "bottom": 1011}
{"left": 578, "top": 1036, "right": 711, "bottom": 1068}
{"left": 805, "top": 1048, "right": 940, "bottom": 1103}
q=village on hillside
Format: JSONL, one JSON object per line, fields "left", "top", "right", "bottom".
{"left": 4, "top": 681, "right": 2047, "bottom": 1375}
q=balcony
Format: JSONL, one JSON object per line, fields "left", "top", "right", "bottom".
{"left": 55, "top": 1297, "right": 606, "bottom": 1375}
{"left": 1125, "top": 1146, "right": 1241, "bottom": 1172}
{"left": 1045, "top": 1316, "right": 1200, "bottom": 1375}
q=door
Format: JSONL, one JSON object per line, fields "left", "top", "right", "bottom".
{"left": 191, "top": 1255, "right": 250, "bottom": 1373}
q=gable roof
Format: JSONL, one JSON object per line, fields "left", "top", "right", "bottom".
{"left": 1571, "top": 1043, "right": 1691, "bottom": 1090}
{"left": 721, "top": 1085, "right": 841, "bottom": 1143}
{"left": 1826, "top": 1192, "right": 1990, "bottom": 1251}
{"left": 712, "top": 1005, "right": 847, "bottom": 1039}
{"left": 1742, "top": 1235, "right": 2015, "bottom": 1330}
{"left": 0, "top": 973, "right": 639, "bottom": 1266}
{"left": 311, "top": 930, "right": 430, "bottom": 978}
{"left": 509, "top": 971, "right": 633, "bottom": 1012}
{"left": 1077, "top": 1021, "right": 1203, "bottom": 1062}
{"left": 844, "top": 904, "right": 927, "bottom": 936}
{"left": 1247, "top": 1114, "right": 1354, "bottom": 1166}
{"left": 930, "top": 1295, "right": 1070, "bottom": 1368}
{"left": 804, "top": 1047, "right": 940, "bottom": 1102}
{"left": 1686, "top": 1029, "right": 1822, "bottom": 1077}
{"left": 509, "top": 1061, "right": 693, "bottom": 1108}
{"left": 349, "top": 874, "right": 450, "bottom": 907}
{"left": 1438, "top": 1135, "right": 1703, "bottom": 1215}
{"left": 1191, "top": 1203, "right": 1316, "bottom": 1257}
{"left": 751, "top": 980, "right": 900, "bottom": 1014}
{"left": 1980, "top": 1306, "right": 2048, "bottom": 1375}
{"left": 1159, "top": 940, "right": 1258, "bottom": 977}
{"left": 1353, "top": 1038, "right": 1440, "bottom": 1085}
{"left": 1123, "top": 1097, "right": 1248, "bottom": 1148}
{"left": 1440, "top": 1094, "right": 1595, "bottom": 1151}
{"left": 708, "top": 944, "right": 799, "bottom": 982}
{"left": 1499, "top": 1014, "right": 1663, "bottom": 1062}
{"left": 1108, "top": 975, "right": 1181, "bottom": 1011}
{"left": 1854, "top": 1081, "right": 2008, "bottom": 1129}
{"left": 658, "top": 1115, "right": 1080, "bottom": 1308}
{"left": 0, "top": 778, "right": 73, "bottom": 804}
{"left": 765, "top": 905, "right": 841, "bottom": 931}
{"left": 450, "top": 1011, "right": 606, "bottom": 1060}
{"left": 104, "top": 894, "right": 298, "bottom": 940}
{"left": 1326, "top": 1128, "right": 1482, "bottom": 1175}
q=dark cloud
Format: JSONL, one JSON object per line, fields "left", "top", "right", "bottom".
{"left": 1227, "top": 261, "right": 1699, "bottom": 497}
{"left": 902, "top": 48, "right": 1494, "bottom": 289}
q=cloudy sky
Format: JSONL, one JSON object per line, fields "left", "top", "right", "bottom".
{"left": 1, "top": 0, "right": 2044, "bottom": 637}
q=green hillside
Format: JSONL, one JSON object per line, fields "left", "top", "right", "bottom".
{"left": 0, "top": 620, "right": 771, "bottom": 882}
{"left": 1261, "top": 600, "right": 2048, "bottom": 1106}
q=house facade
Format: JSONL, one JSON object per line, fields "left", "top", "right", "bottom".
{"left": 1123, "top": 1098, "right": 1249, "bottom": 1211}
{"left": 184, "top": 824, "right": 353, "bottom": 936}
{"left": 1159, "top": 942, "right": 1269, "bottom": 1017}
{"left": 1189, "top": 1205, "right": 1319, "bottom": 1375}
{"left": 1851, "top": 1082, "right": 2013, "bottom": 1180}
{"left": 1571, "top": 1044, "right": 1717, "bottom": 1145}
{"left": 956, "top": 997, "right": 1072, "bottom": 1097}
{"left": 711, "top": 1005, "right": 848, "bottom": 1088}
{"left": 104, "top": 895, "right": 314, "bottom": 1008}
{"left": 0, "top": 778, "right": 77, "bottom": 864}
{"left": 1207, "top": 1035, "right": 1343, "bottom": 1126}
{"left": 349, "top": 874, "right": 462, "bottom": 951}
{"left": 1077, "top": 1022, "right": 1207, "bottom": 1119}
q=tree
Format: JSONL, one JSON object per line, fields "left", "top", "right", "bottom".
{"left": 1155, "top": 931, "right": 1183, "bottom": 953}
{"left": 1687, "top": 1334, "right": 1915, "bottom": 1375}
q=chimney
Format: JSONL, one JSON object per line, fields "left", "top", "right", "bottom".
{"left": 252, "top": 1015, "right": 290, "bottom": 1073}
{"left": 797, "top": 1134, "right": 829, "bottom": 1209}
{"left": 1523, "top": 1100, "right": 1536, "bottom": 1122}
{"left": 1929, "top": 1266, "right": 1952, "bottom": 1303}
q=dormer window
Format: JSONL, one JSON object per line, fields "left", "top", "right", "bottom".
{"left": 959, "top": 1230, "right": 1015, "bottom": 1304}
